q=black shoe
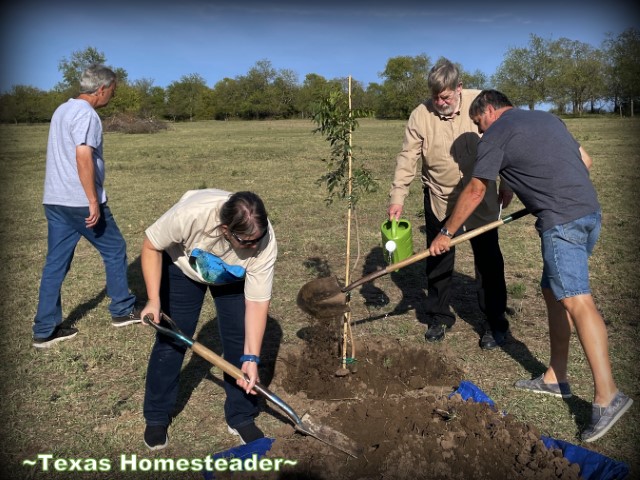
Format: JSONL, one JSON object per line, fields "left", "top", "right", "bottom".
{"left": 227, "top": 423, "right": 264, "bottom": 445}
{"left": 33, "top": 325, "right": 78, "bottom": 349}
{"left": 144, "top": 425, "right": 169, "bottom": 451}
{"left": 480, "top": 329, "right": 509, "bottom": 350}
{"left": 112, "top": 306, "right": 142, "bottom": 327}
{"left": 425, "top": 324, "right": 450, "bottom": 342}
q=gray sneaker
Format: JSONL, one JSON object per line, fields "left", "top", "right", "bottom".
{"left": 581, "top": 391, "right": 633, "bottom": 443}
{"left": 514, "top": 374, "right": 572, "bottom": 398}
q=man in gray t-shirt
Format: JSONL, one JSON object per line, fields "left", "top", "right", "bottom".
{"left": 429, "top": 90, "right": 632, "bottom": 443}
{"left": 32, "top": 65, "right": 140, "bottom": 349}
{"left": 471, "top": 107, "right": 599, "bottom": 234}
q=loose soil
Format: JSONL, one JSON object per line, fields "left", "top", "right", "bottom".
{"left": 219, "top": 317, "right": 582, "bottom": 480}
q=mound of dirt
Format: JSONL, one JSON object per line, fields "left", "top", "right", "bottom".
{"left": 222, "top": 319, "right": 583, "bottom": 479}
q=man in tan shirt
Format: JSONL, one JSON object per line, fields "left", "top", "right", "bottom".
{"left": 388, "top": 58, "right": 512, "bottom": 349}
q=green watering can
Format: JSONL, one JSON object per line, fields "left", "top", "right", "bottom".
{"left": 380, "top": 218, "right": 413, "bottom": 265}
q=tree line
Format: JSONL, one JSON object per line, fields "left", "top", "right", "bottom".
{"left": 1, "top": 28, "right": 638, "bottom": 124}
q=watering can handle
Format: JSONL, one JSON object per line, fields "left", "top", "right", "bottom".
{"left": 391, "top": 218, "right": 397, "bottom": 237}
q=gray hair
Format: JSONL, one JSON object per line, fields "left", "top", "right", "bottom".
{"left": 427, "top": 58, "right": 460, "bottom": 95}
{"left": 79, "top": 64, "right": 117, "bottom": 94}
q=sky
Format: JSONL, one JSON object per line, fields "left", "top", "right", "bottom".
{"left": 1, "top": 0, "right": 638, "bottom": 93}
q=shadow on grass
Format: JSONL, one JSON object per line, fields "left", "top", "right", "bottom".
{"left": 172, "top": 314, "right": 284, "bottom": 422}
{"left": 127, "top": 254, "right": 146, "bottom": 301}
{"left": 62, "top": 288, "right": 107, "bottom": 328}
{"left": 62, "top": 254, "right": 145, "bottom": 329}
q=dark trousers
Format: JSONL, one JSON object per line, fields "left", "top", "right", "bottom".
{"left": 424, "top": 193, "right": 509, "bottom": 332}
{"left": 143, "top": 254, "right": 258, "bottom": 429}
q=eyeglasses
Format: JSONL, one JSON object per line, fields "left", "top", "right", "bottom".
{"left": 230, "top": 229, "right": 268, "bottom": 246}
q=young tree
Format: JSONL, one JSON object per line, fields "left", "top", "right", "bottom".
{"left": 312, "top": 90, "right": 377, "bottom": 205}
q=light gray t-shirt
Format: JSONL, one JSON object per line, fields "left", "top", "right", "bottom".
{"left": 43, "top": 98, "right": 107, "bottom": 206}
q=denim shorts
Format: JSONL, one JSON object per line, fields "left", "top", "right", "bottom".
{"left": 540, "top": 211, "right": 601, "bottom": 300}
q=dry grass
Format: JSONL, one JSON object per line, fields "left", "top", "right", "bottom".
{"left": 0, "top": 116, "right": 638, "bottom": 479}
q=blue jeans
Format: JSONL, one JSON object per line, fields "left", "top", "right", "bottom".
{"left": 143, "top": 255, "right": 258, "bottom": 429}
{"left": 33, "top": 204, "right": 136, "bottom": 338}
{"left": 541, "top": 211, "right": 601, "bottom": 300}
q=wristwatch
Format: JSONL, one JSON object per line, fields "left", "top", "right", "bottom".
{"left": 440, "top": 227, "right": 453, "bottom": 238}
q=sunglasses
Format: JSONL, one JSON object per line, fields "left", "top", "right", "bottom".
{"left": 230, "top": 228, "right": 268, "bottom": 246}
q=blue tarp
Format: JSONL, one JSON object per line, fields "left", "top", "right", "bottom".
{"left": 203, "top": 437, "right": 274, "bottom": 480}
{"left": 205, "top": 380, "right": 629, "bottom": 480}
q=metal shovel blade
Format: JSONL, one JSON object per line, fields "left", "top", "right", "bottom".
{"left": 296, "top": 413, "right": 363, "bottom": 458}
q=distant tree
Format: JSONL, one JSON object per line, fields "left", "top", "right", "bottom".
{"left": 270, "top": 68, "right": 299, "bottom": 118}
{"left": 492, "top": 34, "right": 556, "bottom": 109}
{"left": 363, "top": 82, "right": 384, "bottom": 116}
{"left": 376, "top": 54, "right": 431, "bottom": 118}
{"left": 603, "top": 27, "right": 640, "bottom": 116}
{"left": 100, "top": 81, "right": 139, "bottom": 117}
{"left": 0, "top": 86, "right": 61, "bottom": 123}
{"left": 460, "top": 69, "right": 489, "bottom": 90}
{"left": 165, "top": 73, "right": 210, "bottom": 121}
{"left": 129, "top": 79, "right": 166, "bottom": 118}
{"left": 211, "top": 77, "right": 241, "bottom": 120}
{"left": 547, "top": 38, "right": 606, "bottom": 115}
{"left": 223, "top": 59, "right": 303, "bottom": 119}
{"left": 296, "top": 74, "right": 345, "bottom": 118}
{"left": 235, "top": 59, "right": 277, "bottom": 119}
{"left": 334, "top": 77, "right": 368, "bottom": 112}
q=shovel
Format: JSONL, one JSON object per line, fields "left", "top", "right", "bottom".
{"left": 297, "top": 208, "right": 529, "bottom": 318}
{"left": 143, "top": 313, "right": 362, "bottom": 458}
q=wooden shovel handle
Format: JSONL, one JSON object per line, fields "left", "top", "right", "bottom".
{"left": 191, "top": 341, "right": 278, "bottom": 398}
{"left": 343, "top": 208, "right": 529, "bottom": 293}
{"left": 191, "top": 342, "right": 245, "bottom": 380}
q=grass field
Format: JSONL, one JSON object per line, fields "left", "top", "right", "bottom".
{"left": 0, "top": 116, "right": 638, "bottom": 479}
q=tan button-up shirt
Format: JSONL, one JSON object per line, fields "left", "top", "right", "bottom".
{"left": 389, "top": 89, "right": 501, "bottom": 230}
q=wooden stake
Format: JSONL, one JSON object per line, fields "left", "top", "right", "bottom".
{"left": 341, "top": 76, "right": 354, "bottom": 372}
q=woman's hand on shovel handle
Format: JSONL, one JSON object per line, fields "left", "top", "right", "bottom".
{"left": 238, "top": 361, "right": 260, "bottom": 395}
{"left": 141, "top": 300, "right": 161, "bottom": 326}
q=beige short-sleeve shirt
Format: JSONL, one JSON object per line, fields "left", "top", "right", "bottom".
{"left": 145, "top": 189, "right": 277, "bottom": 301}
